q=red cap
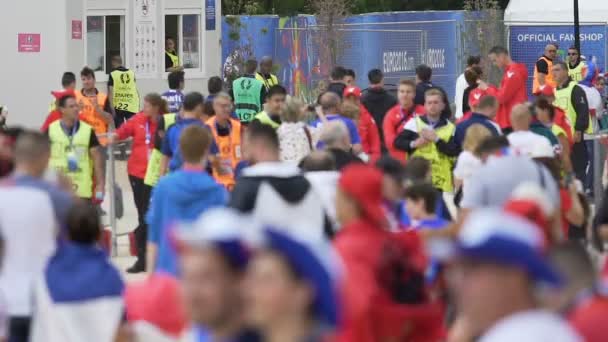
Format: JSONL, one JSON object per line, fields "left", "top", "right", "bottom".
{"left": 343, "top": 86, "right": 362, "bottom": 99}
{"left": 51, "top": 89, "right": 75, "bottom": 100}
{"left": 339, "top": 164, "right": 387, "bottom": 226}
{"left": 468, "top": 88, "right": 486, "bottom": 108}
{"left": 533, "top": 85, "right": 555, "bottom": 97}
{"left": 125, "top": 273, "right": 188, "bottom": 337}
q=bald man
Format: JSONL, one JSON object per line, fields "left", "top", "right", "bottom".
{"left": 533, "top": 43, "right": 558, "bottom": 94}
{"left": 256, "top": 56, "right": 279, "bottom": 91}
{"left": 310, "top": 92, "right": 362, "bottom": 154}
{"left": 507, "top": 103, "right": 555, "bottom": 157}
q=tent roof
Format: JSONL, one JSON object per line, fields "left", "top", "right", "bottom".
{"left": 505, "top": 0, "right": 608, "bottom": 24}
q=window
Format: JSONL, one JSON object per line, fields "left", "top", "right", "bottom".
{"left": 86, "top": 15, "right": 125, "bottom": 73}
{"left": 164, "top": 14, "right": 200, "bottom": 71}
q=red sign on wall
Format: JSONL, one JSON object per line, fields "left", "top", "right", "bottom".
{"left": 18, "top": 33, "right": 41, "bottom": 52}
{"left": 72, "top": 20, "right": 82, "bottom": 39}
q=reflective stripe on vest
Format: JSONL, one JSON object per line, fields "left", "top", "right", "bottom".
{"left": 411, "top": 116, "right": 455, "bottom": 193}
{"left": 75, "top": 90, "right": 109, "bottom": 145}
{"left": 533, "top": 56, "right": 555, "bottom": 93}
{"left": 254, "top": 111, "right": 280, "bottom": 129}
{"left": 110, "top": 69, "right": 140, "bottom": 113}
{"left": 144, "top": 113, "right": 178, "bottom": 186}
{"left": 166, "top": 51, "right": 179, "bottom": 67}
{"left": 255, "top": 73, "right": 279, "bottom": 90}
{"left": 568, "top": 62, "right": 587, "bottom": 82}
{"left": 232, "top": 77, "right": 263, "bottom": 123}
{"left": 206, "top": 117, "right": 242, "bottom": 190}
{"left": 553, "top": 82, "right": 592, "bottom": 134}
{"left": 48, "top": 121, "right": 94, "bottom": 198}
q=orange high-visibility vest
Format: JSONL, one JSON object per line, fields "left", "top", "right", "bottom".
{"left": 75, "top": 90, "right": 109, "bottom": 145}
{"left": 206, "top": 117, "right": 242, "bottom": 190}
{"left": 533, "top": 56, "right": 556, "bottom": 94}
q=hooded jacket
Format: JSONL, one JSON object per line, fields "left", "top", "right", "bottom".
{"left": 147, "top": 170, "right": 227, "bottom": 275}
{"left": 361, "top": 87, "right": 397, "bottom": 148}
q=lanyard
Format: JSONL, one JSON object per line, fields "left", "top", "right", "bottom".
{"left": 144, "top": 121, "right": 151, "bottom": 146}
{"left": 60, "top": 121, "right": 79, "bottom": 149}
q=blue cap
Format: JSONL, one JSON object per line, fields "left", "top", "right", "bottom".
{"left": 262, "top": 228, "right": 341, "bottom": 327}
{"left": 455, "top": 209, "right": 562, "bottom": 287}
{"left": 175, "top": 207, "right": 250, "bottom": 270}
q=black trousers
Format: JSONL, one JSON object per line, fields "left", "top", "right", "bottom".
{"left": 9, "top": 316, "right": 31, "bottom": 342}
{"left": 571, "top": 141, "right": 589, "bottom": 186}
{"left": 129, "top": 175, "right": 151, "bottom": 266}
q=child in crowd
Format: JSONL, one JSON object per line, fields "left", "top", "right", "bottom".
{"left": 403, "top": 182, "right": 450, "bottom": 231}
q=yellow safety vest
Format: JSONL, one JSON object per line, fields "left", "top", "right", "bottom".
{"left": 568, "top": 61, "right": 587, "bottom": 82}
{"left": 412, "top": 116, "right": 456, "bottom": 193}
{"left": 110, "top": 69, "right": 140, "bottom": 113}
{"left": 48, "top": 120, "right": 94, "bottom": 198}
{"left": 255, "top": 73, "right": 279, "bottom": 90}
{"left": 253, "top": 111, "right": 280, "bottom": 129}
{"left": 166, "top": 51, "right": 179, "bottom": 68}
{"left": 144, "top": 113, "right": 177, "bottom": 186}
{"left": 553, "top": 81, "right": 592, "bottom": 134}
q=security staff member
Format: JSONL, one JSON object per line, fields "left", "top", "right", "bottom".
{"left": 567, "top": 46, "right": 588, "bottom": 82}
{"left": 76, "top": 67, "right": 113, "bottom": 146}
{"left": 533, "top": 43, "right": 558, "bottom": 94}
{"left": 394, "top": 88, "right": 461, "bottom": 193}
{"left": 47, "top": 93, "right": 104, "bottom": 202}
{"left": 552, "top": 61, "right": 590, "bottom": 185}
{"left": 206, "top": 93, "right": 242, "bottom": 190}
{"left": 165, "top": 36, "right": 185, "bottom": 72}
{"left": 252, "top": 85, "right": 287, "bottom": 129}
{"left": 231, "top": 59, "right": 266, "bottom": 124}
{"left": 108, "top": 55, "right": 140, "bottom": 128}
{"left": 256, "top": 56, "right": 279, "bottom": 91}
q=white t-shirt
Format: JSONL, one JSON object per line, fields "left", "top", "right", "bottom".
{"left": 453, "top": 151, "right": 482, "bottom": 194}
{"left": 455, "top": 73, "right": 468, "bottom": 119}
{"left": 507, "top": 131, "right": 550, "bottom": 157}
{"left": 480, "top": 310, "right": 581, "bottom": 342}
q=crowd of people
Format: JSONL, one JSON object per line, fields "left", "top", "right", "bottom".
{"left": 1, "top": 45, "right": 608, "bottom": 342}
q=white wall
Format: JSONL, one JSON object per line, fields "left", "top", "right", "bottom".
{"left": 0, "top": 0, "right": 70, "bottom": 128}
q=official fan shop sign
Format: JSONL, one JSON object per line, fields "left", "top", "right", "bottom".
{"left": 18, "top": 33, "right": 41, "bottom": 52}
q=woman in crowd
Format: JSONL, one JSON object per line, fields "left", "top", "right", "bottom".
{"left": 535, "top": 97, "right": 573, "bottom": 174}
{"left": 453, "top": 124, "right": 492, "bottom": 207}
{"left": 276, "top": 96, "right": 313, "bottom": 163}
{"left": 110, "top": 93, "right": 167, "bottom": 273}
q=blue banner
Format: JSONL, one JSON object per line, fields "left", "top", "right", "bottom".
{"left": 509, "top": 25, "right": 606, "bottom": 92}
{"left": 205, "top": 0, "right": 216, "bottom": 31}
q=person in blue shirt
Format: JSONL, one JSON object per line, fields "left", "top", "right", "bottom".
{"left": 147, "top": 125, "right": 228, "bottom": 275}
{"left": 403, "top": 182, "right": 450, "bottom": 231}
{"left": 160, "top": 92, "right": 219, "bottom": 174}
{"left": 161, "top": 70, "right": 185, "bottom": 113}
{"left": 454, "top": 95, "right": 501, "bottom": 148}
{"left": 310, "top": 91, "right": 362, "bottom": 154}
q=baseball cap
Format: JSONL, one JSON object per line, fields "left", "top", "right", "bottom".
{"left": 256, "top": 228, "right": 341, "bottom": 327}
{"left": 339, "top": 164, "right": 387, "bottom": 227}
{"left": 343, "top": 86, "right": 362, "bottom": 99}
{"left": 51, "top": 89, "right": 75, "bottom": 100}
{"left": 174, "top": 207, "right": 251, "bottom": 271}
{"left": 533, "top": 85, "right": 555, "bottom": 97}
{"left": 454, "top": 208, "right": 562, "bottom": 286}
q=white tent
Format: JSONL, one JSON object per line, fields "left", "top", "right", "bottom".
{"left": 505, "top": 0, "right": 608, "bottom": 24}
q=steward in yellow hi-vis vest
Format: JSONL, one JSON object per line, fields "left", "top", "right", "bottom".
{"left": 393, "top": 103, "right": 460, "bottom": 193}
{"left": 257, "top": 56, "right": 280, "bottom": 91}
{"left": 554, "top": 80, "right": 592, "bottom": 135}
{"left": 110, "top": 68, "right": 140, "bottom": 114}
{"left": 144, "top": 113, "right": 178, "bottom": 186}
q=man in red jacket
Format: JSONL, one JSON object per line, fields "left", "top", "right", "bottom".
{"left": 383, "top": 79, "right": 423, "bottom": 162}
{"left": 334, "top": 164, "right": 445, "bottom": 342}
{"left": 343, "top": 86, "right": 381, "bottom": 162}
{"left": 484, "top": 46, "right": 528, "bottom": 130}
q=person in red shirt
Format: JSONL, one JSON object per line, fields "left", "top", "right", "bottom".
{"left": 343, "top": 86, "right": 381, "bottom": 162}
{"left": 333, "top": 164, "right": 444, "bottom": 342}
{"left": 108, "top": 93, "right": 167, "bottom": 273}
{"left": 383, "top": 79, "right": 422, "bottom": 162}
{"left": 484, "top": 46, "right": 528, "bottom": 130}
{"left": 568, "top": 259, "right": 608, "bottom": 342}
{"left": 41, "top": 89, "right": 76, "bottom": 132}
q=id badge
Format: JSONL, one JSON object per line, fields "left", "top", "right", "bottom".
{"left": 235, "top": 145, "right": 242, "bottom": 159}
{"left": 67, "top": 151, "right": 78, "bottom": 172}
